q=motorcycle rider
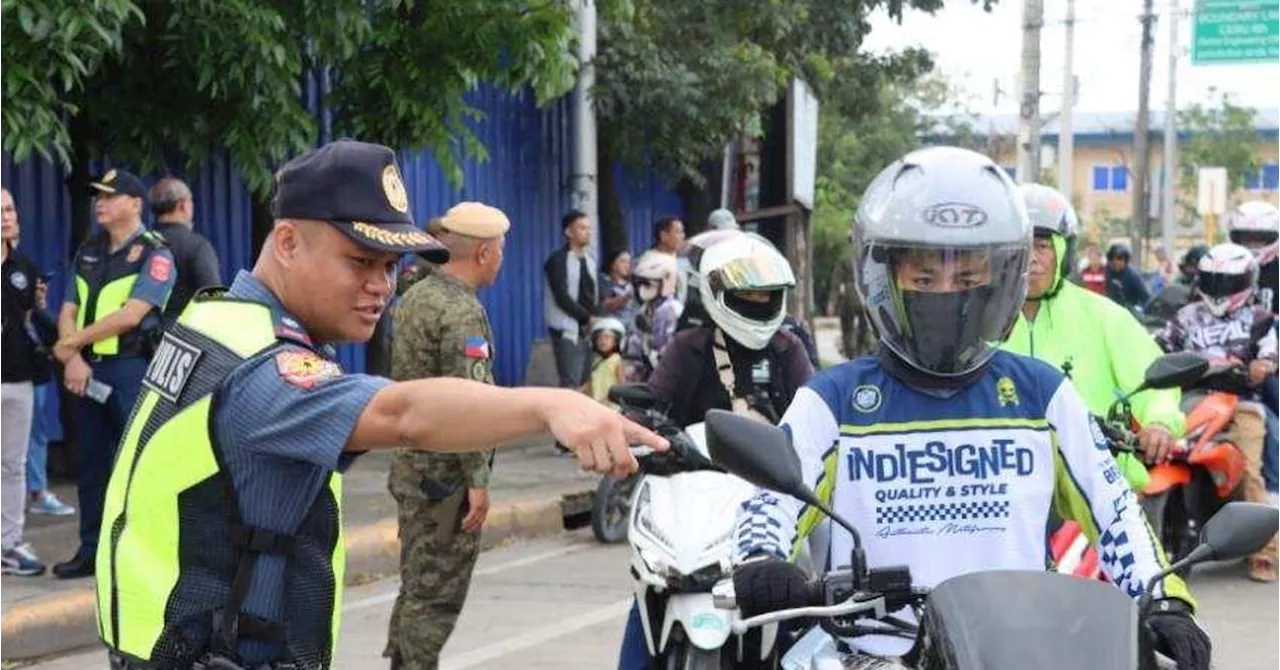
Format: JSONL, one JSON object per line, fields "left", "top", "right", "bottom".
{"left": 1227, "top": 201, "right": 1280, "bottom": 500}
{"left": 1002, "top": 183, "right": 1183, "bottom": 491}
{"left": 731, "top": 147, "right": 1208, "bottom": 669}
{"left": 1228, "top": 200, "right": 1279, "bottom": 313}
{"left": 1156, "top": 242, "right": 1278, "bottom": 582}
{"left": 622, "top": 249, "right": 683, "bottom": 381}
{"left": 1106, "top": 243, "right": 1152, "bottom": 311}
{"left": 616, "top": 233, "right": 815, "bottom": 669}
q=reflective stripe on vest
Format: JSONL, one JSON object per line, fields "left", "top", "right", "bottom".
{"left": 95, "top": 298, "right": 345, "bottom": 666}
{"left": 76, "top": 273, "right": 138, "bottom": 355}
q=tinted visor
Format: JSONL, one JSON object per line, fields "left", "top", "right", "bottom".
{"left": 708, "top": 252, "right": 795, "bottom": 292}
{"left": 1197, "top": 270, "right": 1253, "bottom": 298}
{"left": 1229, "top": 229, "right": 1279, "bottom": 249}
{"left": 855, "top": 242, "right": 1029, "bottom": 377}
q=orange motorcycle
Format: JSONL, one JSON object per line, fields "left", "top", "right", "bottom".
{"left": 1142, "top": 356, "right": 1257, "bottom": 578}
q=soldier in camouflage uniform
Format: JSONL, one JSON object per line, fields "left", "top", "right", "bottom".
{"left": 829, "top": 238, "right": 874, "bottom": 359}
{"left": 383, "top": 203, "right": 510, "bottom": 669}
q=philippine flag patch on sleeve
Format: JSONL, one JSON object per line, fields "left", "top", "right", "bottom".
{"left": 463, "top": 336, "right": 490, "bottom": 360}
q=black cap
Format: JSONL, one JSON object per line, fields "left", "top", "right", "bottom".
{"left": 271, "top": 139, "right": 449, "bottom": 262}
{"left": 88, "top": 169, "right": 148, "bottom": 201}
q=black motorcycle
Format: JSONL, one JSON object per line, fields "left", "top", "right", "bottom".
{"left": 694, "top": 410, "right": 1278, "bottom": 669}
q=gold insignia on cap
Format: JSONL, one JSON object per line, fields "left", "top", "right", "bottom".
{"left": 381, "top": 165, "right": 410, "bottom": 214}
{"left": 441, "top": 201, "right": 511, "bottom": 238}
{"left": 352, "top": 221, "right": 439, "bottom": 248}
{"left": 103, "top": 169, "right": 117, "bottom": 184}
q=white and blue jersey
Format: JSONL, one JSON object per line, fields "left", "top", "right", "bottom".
{"left": 734, "top": 350, "right": 1189, "bottom": 656}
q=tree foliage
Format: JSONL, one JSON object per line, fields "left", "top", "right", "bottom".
{"left": 330, "top": 0, "right": 579, "bottom": 188}
{"left": 1, "top": 0, "right": 144, "bottom": 165}
{"left": 592, "top": 0, "right": 979, "bottom": 185}
{"left": 811, "top": 73, "right": 978, "bottom": 310}
{"left": 4, "top": 0, "right": 579, "bottom": 196}
{"left": 1177, "top": 87, "right": 1261, "bottom": 195}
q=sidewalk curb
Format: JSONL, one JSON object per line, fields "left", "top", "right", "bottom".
{"left": 0, "top": 486, "right": 594, "bottom": 663}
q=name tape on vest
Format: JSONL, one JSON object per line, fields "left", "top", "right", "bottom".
{"left": 143, "top": 332, "right": 203, "bottom": 402}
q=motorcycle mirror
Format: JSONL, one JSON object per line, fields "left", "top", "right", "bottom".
{"left": 704, "top": 410, "right": 811, "bottom": 502}
{"left": 1139, "top": 353, "right": 1209, "bottom": 391}
{"left": 607, "top": 383, "right": 658, "bottom": 409}
{"left": 704, "top": 410, "right": 865, "bottom": 544}
{"left": 1199, "top": 501, "right": 1280, "bottom": 562}
{"left": 1143, "top": 501, "right": 1279, "bottom": 614}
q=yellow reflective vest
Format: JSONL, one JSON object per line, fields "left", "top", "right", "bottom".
{"left": 96, "top": 294, "right": 344, "bottom": 668}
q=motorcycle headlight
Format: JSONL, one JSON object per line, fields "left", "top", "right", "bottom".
{"left": 633, "top": 482, "right": 677, "bottom": 575}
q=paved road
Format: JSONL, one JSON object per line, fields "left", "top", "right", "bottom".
{"left": 28, "top": 529, "right": 1279, "bottom": 669}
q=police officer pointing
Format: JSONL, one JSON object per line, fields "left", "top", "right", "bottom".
{"left": 95, "top": 140, "right": 664, "bottom": 670}
{"left": 52, "top": 168, "right": 176, "bottom": 580}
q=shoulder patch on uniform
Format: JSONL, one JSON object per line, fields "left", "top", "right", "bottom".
{"left": 8, "top": 270, "right": 28, "bottom": 291}
{"left": 463, "top": 336, "right": 490, "bottom": 360}
{"left": 148, "top": 254, "right": 173, "bottom": 282}
{"left": 275, "top": 350, "right": 342, "bottom": 390}
{"left": 143, "top": 332, "right": 203, "bottom": 402}
{"left": 851, "top": 384, "right": 882, "bottom": 413}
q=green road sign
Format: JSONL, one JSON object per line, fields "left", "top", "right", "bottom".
{"left": 1192, "top": 0, "right": 1279, "bottom": 65}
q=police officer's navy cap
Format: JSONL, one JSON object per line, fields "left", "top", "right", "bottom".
{"left": 88, "top": 168, "right": 148, "bottom": 201}
{"left": 271, "top": 139, "right": 449, "bottom": 262}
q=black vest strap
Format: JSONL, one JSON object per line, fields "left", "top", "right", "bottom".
{"left": 212, "top": 522, "right": 296, "bottom": 657}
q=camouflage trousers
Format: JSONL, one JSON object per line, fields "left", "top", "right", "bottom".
{"left": 383, "top": 489, "right": 482, "bottom": 670}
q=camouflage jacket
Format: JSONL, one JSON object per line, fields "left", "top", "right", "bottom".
{"left": 389, "top": 269, "right": 495, "bottom": 497}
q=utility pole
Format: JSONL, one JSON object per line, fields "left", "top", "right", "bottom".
{"left": 1131, "top": 0, "right": 1157, "bottom": 268}
{"left": 1016, "top": 0, "right": 1045, "bottom": 183}
{"left": 1058, "top": 0, "right": 1076, "bottom": 202}
{"left": 1161, "top": 1, "right": 1180, "bottom": 255}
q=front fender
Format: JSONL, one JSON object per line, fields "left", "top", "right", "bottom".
{"left": 662, "top": 593, "right": 732, "bottom": 651}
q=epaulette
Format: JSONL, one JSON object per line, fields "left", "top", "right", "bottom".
{"left": 141, "top": 229, "right": 168, "bottom": 248}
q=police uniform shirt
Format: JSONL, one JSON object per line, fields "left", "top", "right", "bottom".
{"left": 210, "top": 270, "right": 391, "bottom": 664}
{"left": 63, "top": 229, "right": 177, "bottom": 343}
{"left": 1, "top": 248, "right": 42, "bottom": 382}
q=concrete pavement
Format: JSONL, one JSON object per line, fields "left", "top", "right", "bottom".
{"left": 26, "top": 529, "right": 1280, "bottom": 669}
{"left": 0, "top": 441, "right": 601, "bottom": 662}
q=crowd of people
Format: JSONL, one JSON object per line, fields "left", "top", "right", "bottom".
{"left": 1, "top": 174, "right": 222, "bottom": 578}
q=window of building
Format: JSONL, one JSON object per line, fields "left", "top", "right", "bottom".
{"left": 1091, "top": 164, "right": 1129, "bottom": 192}
{"left": 1264, "top": 163, "right": 1279, "bottom": 192}
{"left": 1243, "top": 163, "right": 1279, "bottom": 192}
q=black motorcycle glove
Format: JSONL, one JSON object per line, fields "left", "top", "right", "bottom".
{"left": 732, "top": 555, "right": 816, "bottom": 618}
{"left": 1147, "top": 602, "right": 1211, "bottom": 670}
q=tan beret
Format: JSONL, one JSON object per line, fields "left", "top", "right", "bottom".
{"left": 440, "top": 202, "right": 510, "bottom": 238}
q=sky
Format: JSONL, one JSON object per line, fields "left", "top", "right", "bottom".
{"left": 861, "top": 0, "right": 1280, "bottom": 116}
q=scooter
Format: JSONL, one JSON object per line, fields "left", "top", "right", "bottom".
{"left": 1142, "top": 356, "right": 1257, "bottom": 575}
{"left": 696, "top": 409, "right": 1279, "bottom": 670}
{"left": 609, "top": 383, "right": 780, "bottom": 668}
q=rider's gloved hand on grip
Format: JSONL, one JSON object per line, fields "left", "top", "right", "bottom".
{"left": 732, "top": 555, "right": 817, "bottom": 618}
{"left": 1146, "top": 601, "right": 1211, "bottom": 670}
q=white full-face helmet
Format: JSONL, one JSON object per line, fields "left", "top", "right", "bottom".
{"left": 1229, "top": 201, "right": 1279, "bottom": 265}
{"left": 696, "top": 235, "right": 796, "bottom": 350}
{"left": 631, "top": 250, "right": 679, "bottom": 303}
{"left": 1197, "top": 243, "right": 1260, "bottom": 317}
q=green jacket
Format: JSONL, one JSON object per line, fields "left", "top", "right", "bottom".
{"left": 1003, "top": 281, "right": 1185, "bottom": 489}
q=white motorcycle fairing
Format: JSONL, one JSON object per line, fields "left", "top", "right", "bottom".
{"left": 628, "top": 422, "right": 778, "bottom": 661}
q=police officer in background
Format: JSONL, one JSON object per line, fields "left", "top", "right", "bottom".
{"left": 148, "top": 177, "right": 223, "bottom": 321}
{"left": 51, "top": 169, "right": 175, "bottom": 579}
{"left": 383, "top": 202, "right": 509, "bottom": 669}
{"left": 95, "top": 140, "right": 663, "bottom": 670}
